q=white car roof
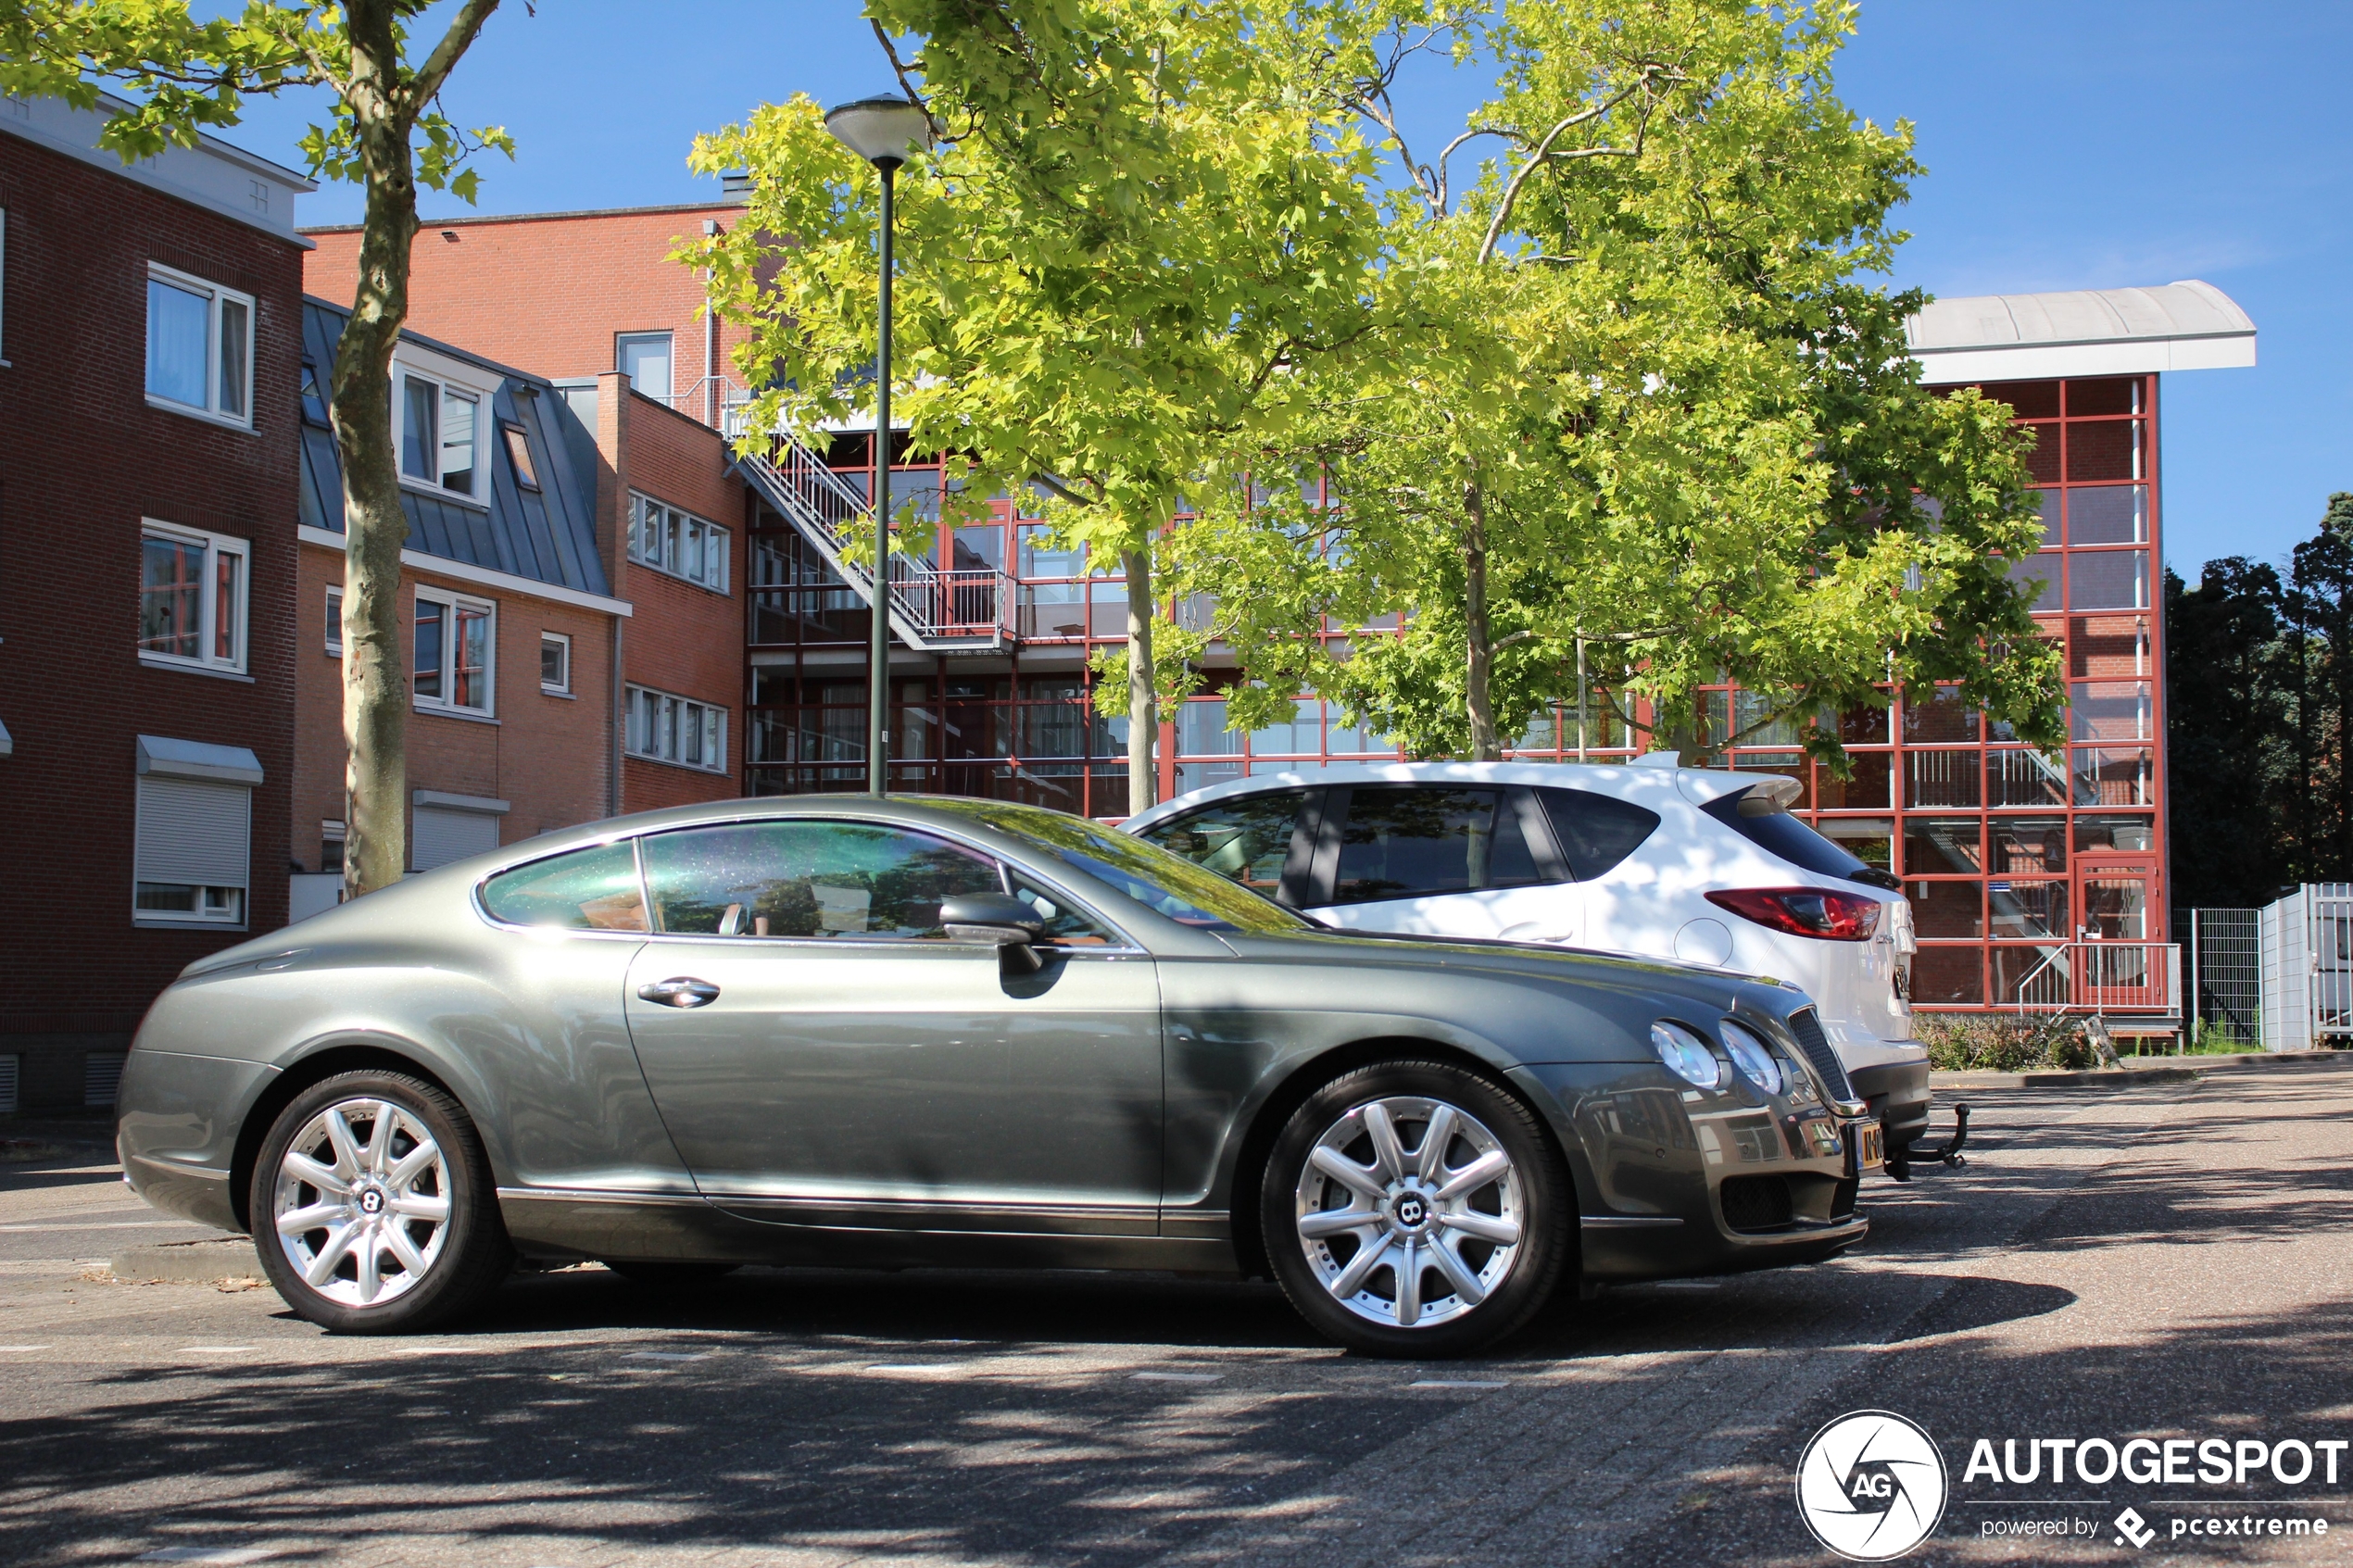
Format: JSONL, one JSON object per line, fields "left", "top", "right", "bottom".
{"left": 1123, "top": 754, "right": 1800, "bottom": 829}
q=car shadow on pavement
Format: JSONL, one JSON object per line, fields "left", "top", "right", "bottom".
{"left": 463, "top": 1261, "right": 1330, "bottom": 1348}
{"left": 0, "top": 1281, "right": 2301, "bottom": 1568}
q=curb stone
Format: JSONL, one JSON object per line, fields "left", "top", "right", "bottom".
{"left": 110, "top": 1236, "right": 261, "bottom": 1283}
{"left": 1931, "top": 1047, "right": 2352, "bottom": 1091}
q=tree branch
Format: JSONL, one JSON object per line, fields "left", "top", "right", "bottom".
{"left": 1029, "top": 473, "right": 1095, "bottom": 508}
{"left": 871, "top": 19, "right": 943, "bottom": 139}
{"left": 1477, "top": 67, "right": 1668, "bottom": 265}
{"left": 405, "top": 0, "right": 501, "bottom": 116}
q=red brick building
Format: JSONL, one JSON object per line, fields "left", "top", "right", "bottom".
{"left": 304, "top": 203, "right": 755, "bottom": 427}
{"left": 288, "top": 302, "right": 630, "bottom": 921}
{"left": 306, "top": 207, "right": 752, "bottom": 822}
{"left": 0, "top": 93, "right": 314, "bottom": 1110}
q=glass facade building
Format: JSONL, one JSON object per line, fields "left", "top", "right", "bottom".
{"left": 742, "top": 282, "right": 2255, "bottom": 1014}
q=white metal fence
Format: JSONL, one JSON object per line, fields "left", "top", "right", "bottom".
{"left": 2259, "top": 884, "right": 2353, "bottom": 1050}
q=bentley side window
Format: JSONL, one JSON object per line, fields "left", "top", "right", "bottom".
{"left": 638, "top": 820, "right": 1002, "bottom": 939}
{"left": 480, "top": 841, "right": 648, "bottom": 932}
{"left": 1007, "top": 878, "right": 1122, "bottom": 947}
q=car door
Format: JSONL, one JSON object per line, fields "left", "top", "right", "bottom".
{"left": 1303, "top": 784, "right": 1581, "bottom": 941}
{"left": 620, "top": 817, "right": 1163, "bottom": 1235}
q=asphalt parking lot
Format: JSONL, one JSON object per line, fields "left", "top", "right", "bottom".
{"left": 3, "top": 1062, "right": 2349, "bottom": 1568}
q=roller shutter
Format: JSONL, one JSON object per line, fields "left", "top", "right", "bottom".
{"left": 134, "top": 774, "right": 251, "bottom": 889}
{"left": 412, "top": 804, "right": 500, "bottom": 871}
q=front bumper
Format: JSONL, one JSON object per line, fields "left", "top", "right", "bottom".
{"left": 1516, "top": 1061, "right": 1870, "bottom": 1284}
{"left": 1848, "top": 1055, "right": 1932, "bottom": 1148}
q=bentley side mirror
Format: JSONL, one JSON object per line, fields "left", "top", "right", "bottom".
{"left": 938, "top": 893, "right": 1048, "bottom": 975}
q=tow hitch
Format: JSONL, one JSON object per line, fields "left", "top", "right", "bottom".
{"left": 1884, "top": 1102, "right": 1969, "bottom": 1182}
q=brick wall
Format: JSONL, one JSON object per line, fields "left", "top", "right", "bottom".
{"left": 308, "top": 212, "right": 754, "bottom": 816}
{"left": 606, "top": 380, "right": 745, "bottom": 809}
{"left": 0, "top": 131, "right": 304, "bottom": 1104}
{"left": 303, "top": 204, "right": 753, "bottom": 419}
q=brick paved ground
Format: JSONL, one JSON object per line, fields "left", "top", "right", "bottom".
{"left": 2, "top": 1063, "right": 2348, "bottom": 1566}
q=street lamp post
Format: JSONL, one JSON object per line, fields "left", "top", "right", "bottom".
{"left": 824, "top": 94, "right": 931, "bottom": 797}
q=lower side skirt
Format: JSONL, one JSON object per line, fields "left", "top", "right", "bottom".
{"left": 497, "top": 1188, "right": 1241, "bottom": 1274}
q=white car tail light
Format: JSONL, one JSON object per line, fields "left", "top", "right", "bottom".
{"left": 1705, "top": 887, "right": 1882, "bottom": 942}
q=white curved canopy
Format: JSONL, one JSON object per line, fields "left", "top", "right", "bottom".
{"left": 1906, "top": 280, "right": 2255, "bottom": 383}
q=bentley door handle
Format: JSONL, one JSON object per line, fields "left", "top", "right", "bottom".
{"left": 638, "top": 977, "right": 721, "bottom": 1009}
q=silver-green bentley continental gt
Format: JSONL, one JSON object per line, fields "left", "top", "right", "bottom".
{"left": 116, "top": 796, "right": 1875, "bottom": 1356}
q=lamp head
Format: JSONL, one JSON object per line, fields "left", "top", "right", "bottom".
{"left": 824, "top": 94, "right": 933, "bottom": 169}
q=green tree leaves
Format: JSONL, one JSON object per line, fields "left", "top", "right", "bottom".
{"left": 1176, "top": 0, "right": 2062, "bottom": 764}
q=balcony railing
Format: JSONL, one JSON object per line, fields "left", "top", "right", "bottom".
{"left": 2010, "top": 940, "right": 2183, "bottom": 1018}
{"left": 734, "top": 432, "right": 1013, "bottom": 651}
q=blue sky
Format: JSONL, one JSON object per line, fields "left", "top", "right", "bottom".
{"left": 225, "top": 0, "right": 2348, "bottom": 578}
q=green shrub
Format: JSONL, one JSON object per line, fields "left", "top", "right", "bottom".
{"left": 1916, "top": 1012, "right": 2096, "bottom": 1073}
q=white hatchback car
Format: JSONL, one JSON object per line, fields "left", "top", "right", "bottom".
{"left": 1123, "top": 757, "right": 1932, "bottom": 1164}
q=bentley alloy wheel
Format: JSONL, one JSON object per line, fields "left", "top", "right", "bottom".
{"left": 271, "top": 1098, "right": 451, "bottom": 1309}
{"left": 1293, "top": 1095, "right": 1525, "bottom": 1330}
{"left": 1264, "top": 1060, "right": 1570, "bottom": 1356}
{"left": 249, "top": 1071, "right": 512, "bottom": 1333}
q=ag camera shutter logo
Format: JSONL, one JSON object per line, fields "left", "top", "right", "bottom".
{"left": 1795, "top": 1410, "right": 1950, "bottom": 1561}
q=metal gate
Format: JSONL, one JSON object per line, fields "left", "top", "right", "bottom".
{"left": 2257, "top": 884, "right": 2353, "bottom": 1050}
{"left": 2185, "top": 907, "right": 2262, "bottom": 1047}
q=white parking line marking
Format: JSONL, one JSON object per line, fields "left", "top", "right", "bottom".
{"left": 626, "top": 1351, "right": 711, "bottom": 1362}
{"left": 1409, "top": 1379, "right": 1509, "bottom": 1388}
{"left": 1133, "top": 1371, "right": 1223, "bottom": 1383}
{"left": 0, "top": 1345, "right": 52, "bottom": 1352}
{"left": 138, "top": 1549, "right": 283, "bottom": 1563}
{"left": 179, "top": 1346, "right": 258, "bottom": 1354}
{"left": 867, "top": 1362, "right": 959, "bottom": 1374}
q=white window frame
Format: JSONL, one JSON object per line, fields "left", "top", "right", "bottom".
{"left": 628, "top": 492, "right": 730, "bottom": 594}
{"left": 412, "top": 586, "right": 497, "bottom": 717}
{"left": 539, "top": 631, "right": 572, "bottom": 695}
{"left": 137, "top": 519, "right": 249, "bottom": 677}
{"left": 325, "top": 586, "right": 344, "bottom": 657}
{"left": 391, "top": 345, "right": 498, "bottom": 504}
{"left": 145, "top": 261, "right": 254, "bottom": 429}
{"left": 626, "top": 684, "right": 728, "bottom": 774}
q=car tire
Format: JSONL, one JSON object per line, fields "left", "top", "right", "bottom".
{"left": 601, "top": 1261, "right": 742, "bottom": 1286}
{"left": 249, "top": 1070, "right": 513, "bottom": 1334}
{"left": 1260, "top": 1059, "right": 1572, "bottom": 1358}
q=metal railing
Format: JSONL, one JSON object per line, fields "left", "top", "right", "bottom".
{"left": 734, "top": 433, "right": 1012, "bottom": 650}
{"left": 2010, "top": 941, "right": 2183, "bottom": 1018}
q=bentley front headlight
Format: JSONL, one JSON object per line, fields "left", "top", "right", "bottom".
{"left": 1651, "top": 1021, "right": 1725, "bottom": 1090}
{"left": 1718, "top": 1020, "right": 1782, "bottom": 1096}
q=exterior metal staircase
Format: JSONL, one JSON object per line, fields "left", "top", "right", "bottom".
{"left": 733, "top": 431, "right": 1011, "bottom": 652}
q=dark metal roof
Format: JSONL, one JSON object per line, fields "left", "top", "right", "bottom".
{"left": 297, "top": 299, "right": 612, "bottom": 599}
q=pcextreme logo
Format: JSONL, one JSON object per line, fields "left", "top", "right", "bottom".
{"left": 1795, "top": 1411, "right": 1952, "bottom": 1561}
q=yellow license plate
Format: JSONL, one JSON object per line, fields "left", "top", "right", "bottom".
{"left": 1848, "top": 1120, "right": 1884, "bottom": 1173}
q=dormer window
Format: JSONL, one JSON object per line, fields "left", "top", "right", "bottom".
{"left": 401, "top": 372, "right": 479, "bottom": 495}
{"left": 391, "top": 346, "right": 498, "bottom": 503}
